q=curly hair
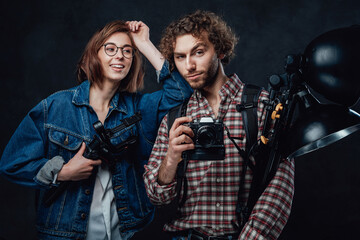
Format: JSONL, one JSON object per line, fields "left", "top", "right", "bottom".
{"left": 76, "top": 20, "right": 144, "bottom": 92}
{"left": 159, "top": 10, "right": 238, "bottom": 71}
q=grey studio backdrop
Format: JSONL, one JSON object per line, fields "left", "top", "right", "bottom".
{"left": 1, "top": 0, "right": 360, "bottom": 239}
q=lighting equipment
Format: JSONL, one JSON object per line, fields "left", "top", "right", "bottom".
{"left": 245, "top": 25, "right": 360, "bottom": 220}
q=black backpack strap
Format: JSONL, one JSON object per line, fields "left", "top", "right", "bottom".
{"left": 159, "top": 99, "right": 189, "bottom": 220}
{"left": 167, "top": 103, "right": 186, "bottom": 133}
{"left": 231, "top": 83, "right": 263, "bottom": 231}
{"left": 236, "top": 84, "right": 263, "bottom": 153}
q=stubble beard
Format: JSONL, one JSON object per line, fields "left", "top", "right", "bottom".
{"left": 188, "top": 58, "right": 220, "bottom": 90}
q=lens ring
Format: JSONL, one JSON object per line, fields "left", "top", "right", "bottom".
{"left": 196, "top": 126, "right": 216, "bottom": 146}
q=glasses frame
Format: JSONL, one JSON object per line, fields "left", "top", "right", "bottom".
{"left": 102, "top": 43, "right": 136, "bottom": 59}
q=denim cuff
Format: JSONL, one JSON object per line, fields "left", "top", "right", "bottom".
{"left": 35, "top": 156, "right": 65, "bottom": 186}
{"left": 156, "top": 60, "right": 171, "bottom": 83}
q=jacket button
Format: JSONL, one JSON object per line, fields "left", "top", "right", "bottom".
{"left": 85, "top": 189, "right": 91, "bottom": 195}
{"left": 81, "top": 213, "right": 86, "bottom": 219}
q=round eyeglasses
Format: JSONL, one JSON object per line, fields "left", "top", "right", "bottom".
{"left": 103, "top": 43, "right": 136, "bottom": 59}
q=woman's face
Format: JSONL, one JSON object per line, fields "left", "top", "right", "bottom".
{"left": 98, "top": 32, "right": 134, "bottom": 84}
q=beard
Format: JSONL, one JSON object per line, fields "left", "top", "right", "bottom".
{"left": 186, "top": 57, "right": 220, "bottom": 90}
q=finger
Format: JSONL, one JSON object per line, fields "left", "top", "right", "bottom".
{"left": 135, "top": 21, "right": 144, "bottom": 31}
{"left": 77, "top": 142, "right": 86, "bottom": 155}
{"left": 173, "top": 143, "right": 195, "bottom": 153}
{"left": 90, "top": 159, "right": 102, "bottom": 166}
{"left": 174, "top": 134, "right": 194, "bottom": 145}
{"left": 171, "top": 125, "right": 193, "bottom": 140}
{"left": 170, "top": 116, "right": 192, "bottom": 132}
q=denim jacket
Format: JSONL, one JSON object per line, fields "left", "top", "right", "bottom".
{"left": 0, "top": 61, "right": 192, "bottom": 240}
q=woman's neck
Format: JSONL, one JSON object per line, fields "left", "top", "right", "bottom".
{"left": 89, "top": 81, "right": 119, "bottom": 123}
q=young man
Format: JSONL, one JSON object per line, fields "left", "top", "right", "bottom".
{"left": 144, "top": 11, "right": 295, "bottom": 239}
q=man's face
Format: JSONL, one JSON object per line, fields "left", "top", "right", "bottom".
{"left": 173, "top": 33, "right": 221, "bottom": 90}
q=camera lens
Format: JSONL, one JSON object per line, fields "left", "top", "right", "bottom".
{"left": 196, "top": 126, "right": 216, "bottom": 146}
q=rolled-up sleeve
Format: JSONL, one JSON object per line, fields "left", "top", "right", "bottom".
{"left": 239, "top": 158, "right": 295, "bottom": 240}
{"left": 143, "top": 114, "right": 179, "bottom": 205}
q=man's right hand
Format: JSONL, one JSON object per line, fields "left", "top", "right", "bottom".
{"left": 158, "top": 117, "right": 195, "bottom": 185}
{"left": 57, "top": 142, "right": 102, "bottom": 181}
{"left": 167, "top": 116, "right": 195, "bottom": 164}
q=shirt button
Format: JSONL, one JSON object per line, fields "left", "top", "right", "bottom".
{"left": 85, "top": 189, "right": 91, "bottom": 195}
{"left": 81, "top": 213, "right": 86, "bottom": 219}
{"left": 216, "top": 178, "right": 221, "bottom": 183}
{"left": 216, "top": 203, "right": 221, "bottom": 207}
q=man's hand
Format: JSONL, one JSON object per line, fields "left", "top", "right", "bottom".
{"left": 57, "top": 142, "right": 102, "bottom": 181}
{"left": 167, "top": 116, "right": 195, "bottom": 164}
{"left": 158, "top": 117, "right": 195, "bottom": 185}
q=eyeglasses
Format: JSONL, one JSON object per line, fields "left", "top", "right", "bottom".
{"left": 103, "top": 43, "right": 136, "bottom": 59}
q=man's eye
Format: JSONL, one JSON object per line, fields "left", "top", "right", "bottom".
{"left": 196, "top": 50, "right": 204, "bottom": 55}
{"left": 175, "top": 55, "right": 185, "bottom": 60}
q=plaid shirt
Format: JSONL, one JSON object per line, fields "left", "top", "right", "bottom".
{"left": 144, "top": 74, "right": 295, "bottom": 239}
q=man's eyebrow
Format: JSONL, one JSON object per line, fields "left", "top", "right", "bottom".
{"left": 174, "top": 42, "right": 208, "bottom": 55}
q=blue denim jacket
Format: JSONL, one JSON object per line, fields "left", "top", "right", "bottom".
{"left": 0, "top": 61, "right": 192, "bottom": 239}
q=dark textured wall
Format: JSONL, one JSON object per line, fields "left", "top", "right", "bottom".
{"left": 0, "top": 0, "right": 360, "bottom": 239}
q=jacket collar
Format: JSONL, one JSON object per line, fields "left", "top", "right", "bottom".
{"left": 72, "top": 80, "right": 128, "bottom": 114}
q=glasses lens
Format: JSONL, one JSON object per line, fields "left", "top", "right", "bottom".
{"left": 104, "top": 43, "right": 117, "bottom": 56}
{"left": 122, "top": 46, "right": 135, "bottom": 58}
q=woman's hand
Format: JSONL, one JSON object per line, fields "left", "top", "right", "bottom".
{"left": 57, "top": 142, "right": 102, "bottom": 181}
{"left": 127, "top": 21, "right": 150, "bottom": 47}
{"left": 126, "top": 20, "right": 164, "bottom": 71}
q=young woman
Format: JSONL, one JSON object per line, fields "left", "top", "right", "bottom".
{"left": 0, "top": 20, "right": 192, "bottom": 239}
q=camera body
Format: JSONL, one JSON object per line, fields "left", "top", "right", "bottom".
{"left": 183, "top": 117, "right": 225, "bottom": 160}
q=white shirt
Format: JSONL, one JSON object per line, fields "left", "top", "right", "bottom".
{"left": 86, "top": 165, "right": 121, "bottom": 240}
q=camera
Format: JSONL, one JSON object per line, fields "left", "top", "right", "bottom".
{"left": 43, "top": 113, "right": 141, "bottom": 206}
{"left": 183, "top": 117, "right": 225, "bottom": 160}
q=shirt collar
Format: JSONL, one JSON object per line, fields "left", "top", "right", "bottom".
{"left": 72, "top": 80, "right": 128, "bottom": 114}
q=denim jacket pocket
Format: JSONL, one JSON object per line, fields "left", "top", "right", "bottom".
{"left": 48, "top": 127, "right": 84, "bottom": 161}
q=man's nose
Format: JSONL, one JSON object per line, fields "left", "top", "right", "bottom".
{"left": 185, "top": 57, "right": 196, "bottom": 71}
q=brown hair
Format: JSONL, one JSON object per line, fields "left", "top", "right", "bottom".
{"left": 159, "top": 10, "right": 238, "bottom": 71}
{"left": 77, "top": 20, "right": 144, "bottom": 92}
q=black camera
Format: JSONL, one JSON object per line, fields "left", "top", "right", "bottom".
{"left": 44, "top": 113, "right": 141, "bottom": 206}
{"left": 183, "top": 117, "right": 225, "bottom": 160}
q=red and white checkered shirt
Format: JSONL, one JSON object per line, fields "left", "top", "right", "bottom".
{"left": 144, "top": 74, "right": 295, "bottom": 240}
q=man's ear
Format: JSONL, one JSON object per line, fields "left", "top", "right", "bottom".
{"left": 218, "top": 53, "right": 225, "bottom": 60}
